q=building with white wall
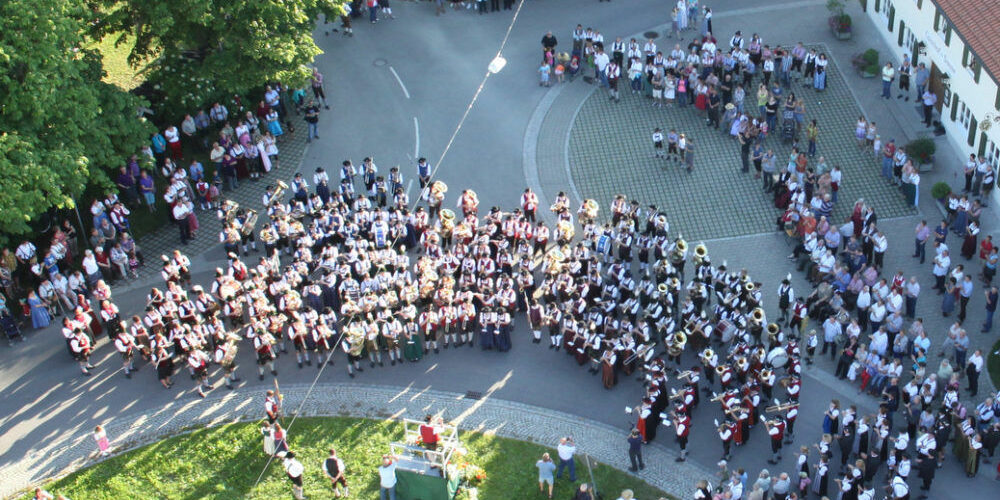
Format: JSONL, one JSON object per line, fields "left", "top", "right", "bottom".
{"left": 861, "top": 0, "right": 1000, "bottom": 172}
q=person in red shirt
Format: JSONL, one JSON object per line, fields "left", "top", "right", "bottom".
{"left": 419, "top": 414, "right": 441, "bottom": 449}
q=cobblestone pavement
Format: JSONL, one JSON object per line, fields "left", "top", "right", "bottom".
{"left": 131, "top": 127, "right": 311, "bottom": 279}
{"left": 565, "top": 44, "right": 916, "bottom": 241}
{"left": 0, "top": 383, "right": 709, "bottom": 498}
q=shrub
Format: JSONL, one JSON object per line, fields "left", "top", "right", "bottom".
{"left": 906, "top": 137, "right": 936, "bottom": 164}
{"left": 931, "top": 182, "right": 951, "bottom": 200}
{"left": 863, "top": 49, "right": 879, "bottom": 66}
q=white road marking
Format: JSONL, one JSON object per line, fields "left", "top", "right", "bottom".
{"left": 389, "top": 66, "right": 410, "bottom": 99}
{"left": 413, "top": 116, "right": 420, "bottom": 159}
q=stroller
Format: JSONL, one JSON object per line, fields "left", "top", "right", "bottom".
{"left": 780, "top": 109, "right": 796, "bottom": 143}
{"left": 1, "top": 308, "right": 23, "bottom": 345}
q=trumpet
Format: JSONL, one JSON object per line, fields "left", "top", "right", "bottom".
{"left": 676, "top": 370, "right": 696, "bottom": 380}
{"left": 765, "top": 402, "right": 798, "bottom": 413}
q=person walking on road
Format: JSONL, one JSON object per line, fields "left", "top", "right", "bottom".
{"left": 304, "top": 101, "right": 320, "bottom": 143}
{"left": 627, "top": 428, "right": 645, "bottom": 471}
{"left": 555, "top": 436, "right": 577, "bottom": 481}
{"left": 535, "top": 452, "right": 556, "bottom": 499}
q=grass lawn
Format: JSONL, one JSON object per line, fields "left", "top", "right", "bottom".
{"left": 989, "top": 338, "right": 1000, "bottom": 390}
{"left": 45, "top": 417, "right": 672, "bottom": 500}
{"left": 86, "top": 33, "right": 149, "bottom": 91}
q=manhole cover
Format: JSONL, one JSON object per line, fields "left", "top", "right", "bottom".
{"left": 373, "top": 58, "right": 388, "bottom": 67}
{"left": 643, "top": 31, "right": 659, "bottom": 40}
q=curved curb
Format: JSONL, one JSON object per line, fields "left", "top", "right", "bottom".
{"left": 4, "top": 383, "right": 710, "bottom": 499}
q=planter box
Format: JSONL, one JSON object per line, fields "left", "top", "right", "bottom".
{"left": 829, "top": 16, "right": 852, "bottom": 40}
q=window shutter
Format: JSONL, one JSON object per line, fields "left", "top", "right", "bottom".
{"left": 917, "top": 0, "right": 923, "bottom": 9}
{"left": 934, "top": 10, "right": 940, "bottom": 30}
{"left": 969, "top": 117, "right": 978, "bottom": 147}
{"left": 974, "top": 62, "right": 981, "bottom": 84}
{"left": 898, "top": 21, "right": 905, "bottom": 46}
{"left": 876, "top": 0, "right": 881, "bottom": 13}
{"left": 995, "top": 88, "right": 1000, "bottom": 111}
{"left": 980, "top": 133, "right": 989, "bottom": 157}
{"left": 888, "top": 6, "right": 896, "bottom": 31}
{"left": 951, "top": 94, "right": 960, "bottom": 121}
{"left": 945, "top": 26, "right": 952, "bottom": 45}
{"left": 963, "top": 46, "right": 970, "bottom": 66}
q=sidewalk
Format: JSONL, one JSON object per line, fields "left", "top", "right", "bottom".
{"left": 129, "top": 127, "right": 311, "bottom": 280}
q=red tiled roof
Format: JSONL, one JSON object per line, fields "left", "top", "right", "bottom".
{"left": 934, "top": 0, "right": 1000, "bottom": 83}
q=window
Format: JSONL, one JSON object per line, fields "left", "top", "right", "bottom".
{"left": 951, "top": 94, "right": 960, "bottom": 121}
{"left": 933, "top": 9, "right": 952, "bottom": 45}
{"left": 961, "top": 103, "right": 972, "bottom": 130}
{"left": 904, "top": 28, "right": 917, "bottom": 54}
{"left": 987, "top": 140, "right": 1000, "bottom": 169}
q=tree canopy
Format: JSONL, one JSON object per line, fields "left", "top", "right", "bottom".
{"left": 96, "top": 0, "right": 344, "bottom": 118}
{"left": 0, "top": 0, "right": 153, "bottom": 240}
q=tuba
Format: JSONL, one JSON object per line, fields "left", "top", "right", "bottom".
{"left": 766, "top": 322, "right": 781, "bottom": 343}
{"left": 668, "top": 331, "right": 687, "bottom": 357}
{"left": 439, "top": 209, "right": 456, "bottom": 233}
{"left": 545, "top": 248, "right": 566, "bottom": 275}
{"left": 557, "top": 220, "right": 575, "bottom": 242}
{"left": 693, "top": 243, "right": 709, "bottom": 265}
{"left": 582, "top": 199, "right": 599, "bottom": 220}
{"left": 272, "top": 180, "right": 289, "bottom": 203}
{"left": 751, "top": 308, "right": 766, "bottom": 325}
{"left": 657, "top": 282, "right": 669, "bottom": 295}
{"left": 670, "top": 236, "right": 687, "bottom": 263}
{"left": 242, "top": 209, "right": 259, "bottom": 236}
{"left": 430, "top": 181, "right": 448, "bottom": 202}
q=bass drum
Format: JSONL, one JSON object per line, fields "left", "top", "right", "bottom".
{"left": 716, "top": 320, "right": 735, "bottom": 343}
{"left": 766, "top": 347, "right": 789, "bottom": 369}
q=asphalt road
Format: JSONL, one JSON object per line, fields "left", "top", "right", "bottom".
{"left": 1, "top": 1, "right": 998, "bottom": 499}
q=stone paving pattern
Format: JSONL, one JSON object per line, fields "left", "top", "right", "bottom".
{"left": 566, "top": 44, "right": 916, "bottom": 241}
{"left": 2, "top": 383, "right": 709, "bottom": 498}
{"left": 132, "top": 127, "right": 311, "bottom": 279}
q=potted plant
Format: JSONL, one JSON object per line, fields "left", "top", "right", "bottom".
{"left": 906, "top": 137, "right": 936, "bottom": 167}
{"left": 931, "top": 181, "right": 951, "bottom": 202}
{"left": 853, "top": 49, "right": 879, "bottom": 77}
{"left": 827, "top": 0, "right": 852, "bottom": 40}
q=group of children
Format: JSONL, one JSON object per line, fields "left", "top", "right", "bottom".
{"left": 651, "top": 127, "right": 695, "bottom": 172}
{"left": 538, "top": 48, "right": 572, "bottom": 87}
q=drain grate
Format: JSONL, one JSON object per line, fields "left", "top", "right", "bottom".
{"left": 373, "top": 58, "right": 388, "bottom": 67}
{"left": 464, "top": 391, "right": 483, "bottom": 400}
{"left": 643, "top": 31, "right": 660, "bottom": 40}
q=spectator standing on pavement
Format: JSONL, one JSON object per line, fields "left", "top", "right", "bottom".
{"left": 913, "top": 220, "right": 930, "bottom": 264}
{"left": 541, "top": 31, "right": 558, "bottom": 53}
{"left": 535, "top": 452, "right": 556, "bottom": 499}
{"left": 984, "top": 247, "right": 998, "bottom": 285}
{"left": 880, "top": 62, "right": 895, "bottom": 99}
{"left": 921, "top": 89, "right": 937, "bottom": 126}
{"left": 904, "top": 276, "right": 920, "bottom": 319}
{"left": 966, "top": 349, "right": 984, "bottom": 397}
{"left": 304, "top": 101, "right": 320, "bottom": 143}
{"left": 958, "top": 274, "right": 974, "bottom": 323}
{"left": 555, "top": 436, "right": 577, "bottom": 481}
{"left": 983, "top": 286, "right": 998, "bottom": 332}
{"left": 378, "top": 454, "right": 397, "bottom": 500}
{"left": 627, "top": 428, "right": 644, "bottom": 471}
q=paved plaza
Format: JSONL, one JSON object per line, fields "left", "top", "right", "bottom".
{"left": 2, "top": 1, "right": 999, "bottom": 499}
{"left": 566, "top": 44, "right": 915, "bottom": 241}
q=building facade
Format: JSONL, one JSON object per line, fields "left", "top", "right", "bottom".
{"left": 861, "top": 0, "right": 1000, "bottom": 174}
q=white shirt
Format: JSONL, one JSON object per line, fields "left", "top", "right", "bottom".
{"left": 82, "top": 255, "right": 99, "bottom": 275}
{"left": 283, "top": 457, "right": 304, "bottom": 478}
{"left": 557, "top": 442, "right": 577, "bottom": 460}
{"left": 378, "top": 462, "right": 397, "bottom": 488}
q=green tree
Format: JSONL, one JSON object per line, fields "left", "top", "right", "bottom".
{"left": 0, "top": 0, "right": 153, "bottom": 240}
{"left": 97, "top": 0, "right": 345, "bottom": 119}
